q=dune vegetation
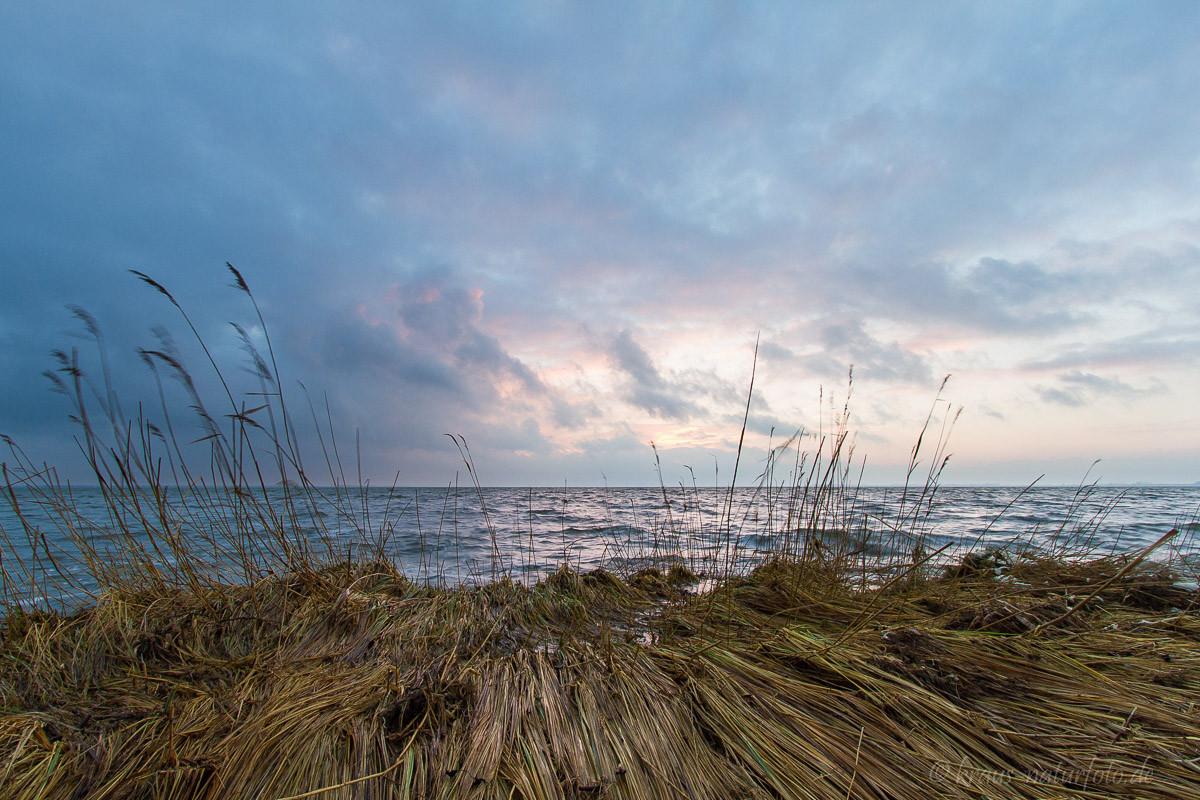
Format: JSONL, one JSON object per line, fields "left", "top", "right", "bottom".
{"left": 2, "top": 268, "right": 1198, "bottom": 799}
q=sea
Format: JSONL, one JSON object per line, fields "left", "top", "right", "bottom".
{"left": 3, "top": 483, "right": 1198, "bottom": 608}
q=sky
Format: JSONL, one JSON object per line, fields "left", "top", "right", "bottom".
{"left": 1, "top": 2, "right": 1199, "bottom": 487}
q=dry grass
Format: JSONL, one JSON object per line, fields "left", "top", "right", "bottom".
{"left": 1, "top": 555, "right": 1198, "bottom": 799}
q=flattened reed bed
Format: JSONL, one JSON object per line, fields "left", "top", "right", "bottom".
{"left": 2, "top": 555, "right": 1198, "bottom": 800}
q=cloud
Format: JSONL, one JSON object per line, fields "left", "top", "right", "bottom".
{"left": 1023, "top": 330, "right": 1200, "bottom": 372}
{"left": 1035, "top": 385, "right": 1088, "bottom": 408}
{"left": 832, "top": 257, "right": 1082, "bottom": 336}
{"left": 1035, "top": 370, "right": 1159, "bottom": 408}
{"left": 608, "top": 330, "right": 701, "bottom": 420}
{"left": 311, "top": 313, "right": 461, "bottom": 393}
{"left": 392, "top": 275, "right": 547, "bottom": 398}
{"left": 297, "top": 270, "right": 614, "bottom": 466}
{"left": 762, "top": 319, "right": 931, "bottom": 384}
{"left": 2, "top": 3, "right": 1200, "bottom": 482}
{"left": 1060, "top": 371, "right": 1148, "bottom": 396}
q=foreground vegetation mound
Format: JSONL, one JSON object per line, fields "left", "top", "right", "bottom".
{"left": 2, "top": 554, "right": 1198, "bottom": 800}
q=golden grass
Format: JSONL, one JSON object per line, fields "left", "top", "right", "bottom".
{"left": 2, "top": 553, "right": 1197, "bottom": 799}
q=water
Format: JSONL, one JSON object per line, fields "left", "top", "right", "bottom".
{"left": 3, "top": 483, "right": 1198, "bottom": 606}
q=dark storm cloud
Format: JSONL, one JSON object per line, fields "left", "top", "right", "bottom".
{"left": 298, "top": 270, "right": 586, "bottom": 464}
{"left": 392, "top": 273, "right": 546, "bottom": 397}
{"left": 311, "top": 313, "right": 462, "bottom": 394}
